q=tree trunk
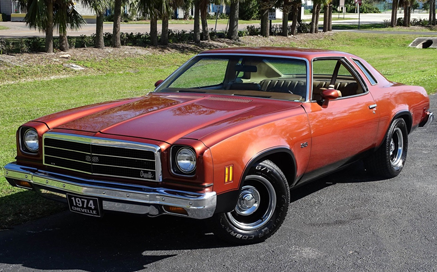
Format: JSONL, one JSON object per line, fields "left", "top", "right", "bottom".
{"left": 404, "top": 3, "right": 410, "bottom": 26}
{"left": 194, "top": 1, "right": 200, "bottom": 43}
{"left": 200, "top": 8, "right": 209, "bottom": 41}
{"left": 161, "top": 15, "right": 169, "bottom": 45}
{"left": 391, "top": 0, "right": 398, "bottom": 27}
{"left": 95, "top": 10, "right": 105, "bottom": 49}
{"left": 328, "top": 5, "right": 332, "bottom": 31}
{"left": 315, "top": 4, "right": 321, "bottom": 33}
{"left": 59, "top": 33, "right": 69, "bottom": 51}
{"left": 433, "top": 0, "right": 436, "bottom": 25}
{"left": 151, "top": 16, "right": 158, "bottom": 46}
{"left": 310, "top": 4, "right": 317, "bottom": 33}
{"left": 290, "top": 4, "right": 298, "bottom": 35}
{"left": 45, "top": 0, "right": 54, "bottom": 53}
{"left": 227, "top": 1, "right": 239, "bottom": 40}
{"left": 112, "top": 0, "right": 122, "bottom": 48}
{"left": 323, "top": 5, "right": 328, "bottom": 32}
{"left": 282, "top": 12, "right": 289, "bottom": 36}
{"left": 261, "top": 9, "right": 269, "bottom": 37}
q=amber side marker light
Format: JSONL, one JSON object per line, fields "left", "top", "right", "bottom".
{"left": 15, "top": 180, "right": 33, "bottom": 189}
{"left": 163, "top": 205, "right": 188, "bottom": 215}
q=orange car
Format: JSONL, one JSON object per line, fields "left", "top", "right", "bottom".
{"left": 4, "top": 48, "right": 434, "bottom": 244}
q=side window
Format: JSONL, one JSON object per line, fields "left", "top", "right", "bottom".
{"left": 312, "top": 59, "right": 364, "bottom": 101}
{"left": 353, "top": 59, "right": 377, "bottom": 85}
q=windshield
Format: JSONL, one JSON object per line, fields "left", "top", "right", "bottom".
{"left": 155, "top": 55, "right": 308, "bottom": 101}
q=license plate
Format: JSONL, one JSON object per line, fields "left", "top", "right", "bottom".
{"left": 66, "top": 194, "right": 102, "bottom": 217}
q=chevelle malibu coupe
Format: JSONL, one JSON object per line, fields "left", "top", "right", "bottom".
{"left": 4, "top": 48, "right": 434, "bottom": 244}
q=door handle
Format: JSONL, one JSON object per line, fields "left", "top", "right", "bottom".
{"left": 369, "top": 104, "right": 377, "bottom": 109}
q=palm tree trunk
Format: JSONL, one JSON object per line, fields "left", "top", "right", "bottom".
{"left": 227, "top": 0, "right": 239, "bottom": 40}
{"left": 45, "top": 0, "right": 54, "bottom": 53}
{"left": 161, "top": 15, "right": 169, "bottom": 45}
{"left": 194, "top": 1, "right": 200, "bottom": 43}
{"left": 403, "top": 3, "right": 409, "bottom": 26}
{"left": 261, "top": 9, "right": 269, "bottom": 37}
{"left": 112, "top": 0, "right": 122, "bottom": 48}
{"left": 310, "top": 4, "right": 317, "bottom": 33}
{"left": 290, "top": 4, "right": 297, "bottom": 36}
{"left": 433, "top": 0, "right": 436, "bottom": 25}
{"left": 59, "top": 34, "right": 69, "bottom": 51}
{"left": 328, "top": 5, "right": 332, "bottom": 31}
{"left": 151, "top": 16, "right": 158, "bottom": 46}
{"left": 391, "top": 0, "right": 398, "bottom": 27}
{"left": 282, "top": 4, "right": 290, "bottom": 37}
{"left": 323, "top": 5, "right": 328, "bottom": 32}
{"left": 201, "top": 9, "right": 209, "bottom": 41}
{"left": 95, "top": 11, "right": 104, "bottom": 49}
{"left": 315, "top": 5, "right": 321, "bottom": 33}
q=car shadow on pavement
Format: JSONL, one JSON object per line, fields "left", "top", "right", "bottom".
{"left": 290, "top": 161, "right": 384, "bottom": 203}
{"left": 0, "top": 162, "right": 387, "bottom": 271}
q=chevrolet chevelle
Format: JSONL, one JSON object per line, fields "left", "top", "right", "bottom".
{"left": 4, "top": 48, "right": 434, "bottom": 244}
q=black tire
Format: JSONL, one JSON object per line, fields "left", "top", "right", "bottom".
{"left": 365, "top": 118, "right": 408, "bottom": 178}
{"left": 209, "top": 160, "right": 290, "bottom": 245}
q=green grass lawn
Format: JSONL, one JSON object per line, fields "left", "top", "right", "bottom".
{"left": 1, "top": 32, "right": 436, "bottom": 229}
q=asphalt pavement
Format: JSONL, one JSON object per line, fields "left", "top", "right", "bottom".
{"left": 0, "top": 95, "right": 436, "bottom": 271}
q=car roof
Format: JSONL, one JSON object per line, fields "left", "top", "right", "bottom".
{"left": 200, "top": 47, "right": 358, "bottom": 60}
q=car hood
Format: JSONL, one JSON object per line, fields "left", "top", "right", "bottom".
{"left": 40, "top": 93, "right": 302, "bottom": 145}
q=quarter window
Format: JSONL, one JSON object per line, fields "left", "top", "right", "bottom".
{"left": 353, "top": 59, "right": 377, "bottom": 85}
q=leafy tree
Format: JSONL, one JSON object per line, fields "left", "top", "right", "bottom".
{"left": 239, "top": 0, "right": 258, "bottom": 20}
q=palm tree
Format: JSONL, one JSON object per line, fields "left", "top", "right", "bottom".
{"left": 430, "top": 0, "right": 436, "bottom": 25}
{"left": 137, "top": 0, "right": 160, "bottom": 45}
{"left": 227, "top": 0, "right": 239, "bottom": 40}
{"left": 56, "top": 1, "right": 85, "bottom": 51}
{"left": 199, "top": 0, "right": 210, "bottom": 41}
{"left": 289, "top": 0, "right": 301, "bottom": 35}
{"left": 310, "top": 0, "right": 322, "bottom": 33}
{"left": 81, "top": 0, "right": 110, "bottom": 48}
{"left": 194, "top": 0, "right": 201, "bottom": 43}
{"left": 322, "top": 0, "right": 332, "bottom": 32}
{"left": 259, "top": 0, "right": 276, "bottom": 37}
{"left": 390, "top": 0, "right": 399, "bottom": 27}
{"left": 19, "top": 0, "right": 85, "bottom": 52}
{"left": 112, "top": 0, "right": 122, "bottom": 47}
{"left": 281, "top": 0, "right": 292, "bottom": 36}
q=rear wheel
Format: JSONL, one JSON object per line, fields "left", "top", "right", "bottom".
{"left": 365, "top": 118, "right": 408, "bottom": 178}
{"left": 209, "top": 160, "right": 290, "bottom": 244}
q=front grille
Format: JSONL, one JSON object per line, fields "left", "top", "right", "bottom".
{"left": 43, "top": 132, "right": 161, "bottom": 182}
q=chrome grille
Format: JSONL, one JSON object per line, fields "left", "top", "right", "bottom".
{"left": 43, "top": 132, "right": 161, "bottom": 182}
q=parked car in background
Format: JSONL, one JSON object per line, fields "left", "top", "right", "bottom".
{"left": 4, "top": 48, "right": 434, "bottom": 244}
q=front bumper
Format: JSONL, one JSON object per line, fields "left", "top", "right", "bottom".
{"left": 4, "top": 163, "right": 216, "bottom": 219}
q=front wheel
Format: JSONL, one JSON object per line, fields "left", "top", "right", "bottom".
{"left": 209, "top": 160, "right": 290, "bottom": 245}
{"left": 365, "top": 118, "right": 409, "bottom": 178}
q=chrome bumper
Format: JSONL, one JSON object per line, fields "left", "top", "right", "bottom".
{"left": 419, "top": 111, "right": 434, "bottom": 128}
{"left": 4, "top": 163, "right": 216, "bottom": 219}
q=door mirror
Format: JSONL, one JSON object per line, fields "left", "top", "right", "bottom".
{"left": 320, "top": 89, "right": 342, "bottom": 108}
{"left": 155, "top": 80, "right": 164, "bottom": 88}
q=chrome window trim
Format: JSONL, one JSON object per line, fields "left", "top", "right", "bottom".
{"left": 43, "top": 132, "right": 162, "bottom": 182}
{"left": 155, "top": 53, "right": 311, "bottom": 103}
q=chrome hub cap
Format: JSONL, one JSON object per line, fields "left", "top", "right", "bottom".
{"left": 235, "top": 186, "right": 260, "bottom": 216}
{"left": 390, "top": 127, "right": 404, "bottom": 167}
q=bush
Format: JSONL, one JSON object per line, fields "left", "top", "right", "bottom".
{"left": 345, "top": 3, "right": 380, "bottom": 13}
{"left": 239, "top": 0, "right": 259, "bottom": 20}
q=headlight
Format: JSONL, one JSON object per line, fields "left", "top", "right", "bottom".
{"left": 175, "top": 147, "right": 196, "bottom": 174}
{"left": 23, "top": 128, "right": 39, "bottom": 153}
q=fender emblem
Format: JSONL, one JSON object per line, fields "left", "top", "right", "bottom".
{"left": 301, "top": 142, "right": 308, "bottom": 148}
